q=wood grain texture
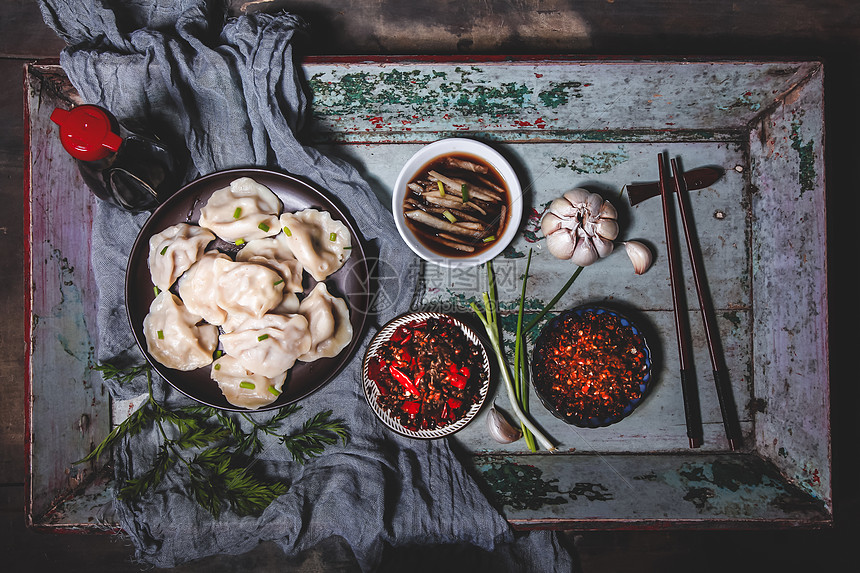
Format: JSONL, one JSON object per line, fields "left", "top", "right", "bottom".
{"left": 1, "top": 0, "right": 858, "bottom": 571}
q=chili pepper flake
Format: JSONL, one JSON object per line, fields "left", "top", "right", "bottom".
{"left": 533, "top": 308, "right": 649, "bottom": 425}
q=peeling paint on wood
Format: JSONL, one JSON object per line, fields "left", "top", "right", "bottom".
{"left": 27, "top": 58, "right": 830, "bottom": 530}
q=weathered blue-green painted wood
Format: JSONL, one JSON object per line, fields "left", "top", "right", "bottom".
{"left": 25, "top": 65, "right": 116, "bottom": 529}
{"left": 748, "top": 66, "right": 829, "bottom": 504}
{"left": 27, "top": 58, "right": 830, "bottom": 530}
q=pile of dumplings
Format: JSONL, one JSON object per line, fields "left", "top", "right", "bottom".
{"left": 142, "top": 176, "right": 354, "bottom": 409}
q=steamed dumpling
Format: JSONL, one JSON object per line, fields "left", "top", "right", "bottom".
{"left": 212, "top": 258, "right": 285, "bottom": 327}
{"left": 236, "top": 235, "right": 304, "bottom": 293}
{"left": 297, "top": 282, "right": 353, "bottom": 362}
{"left": 177, "top": 251, "right": 231, "bottom": 325}
{"left": 278, "top": 208, "right": 352, "bottom": 281}
{"left": 219, "top": 313, "right": 312, "bottom": 378}
{"left": 211, "top": 354, "right": 287, "bottom": 409}
{"left": 142, "top": 291, "right": 218, "bottom": 370}
{"left": 198, "top": 177, "right": 282, "bottom": 243}
{"left": 148, "top": 223, "right": 215, "bottom": 291}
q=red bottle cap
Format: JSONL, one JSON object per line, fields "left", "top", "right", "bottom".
{"left": 50, "top": 105, "right": 123, "bottom": 162}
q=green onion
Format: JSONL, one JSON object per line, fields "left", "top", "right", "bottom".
{"left": 461, "top": 184, "right": 469, "bottom": 202}
{"left": 283, "top": 226, "right": 292, "bottom": 237}
{"left": 239, "top": 381, "right": 255, "bottom": 389}
{"left": 157, "top": 330, "right": 164, "bottom": 340}
{"left": 233, "top": 207, "right": 242, "bottom": 219}
{"left": 268, "top": 386, "right": 282, "bottom": 397}
{"left": 153, "top": 286, "right": 160, "bottom": 296}
{"left": 273, "top": 279, "right": 284, "bottom": 286}
{"left": 482, "top": 235, "right": 496, "bottom": 243}
{"left": 343, "top": 246, "right": 352, "bottom": 249}
{"left": 213, "top": 363, "right": 221, "bottom": 370}
{"left": 257, "top": 334, "right": 269, "bottom": 341}
{"left": 513, "top": 250, "right": 536, "bottom": 451}
{"left": 214, "top": 349, "right": 223, "bottom": 359}
{"left": 160, "top": 246, "right": 168, "bottom": 256}
{"left": 442, "top": 210, "right": 457, "bottom": 223}
{"left": 329, "top": 232, "right": 337, "bottom": 242}
{"left": 470, "top": 260, "right": 556, "bottom": 452}
{"left": 235, "top": 238, "right": 245, "bottom": 245}
{"left": 437, "top": 180, "right": 445, "bottom": 196}
{"left": 258, "top": 222, "right": 270, "bottom": 232}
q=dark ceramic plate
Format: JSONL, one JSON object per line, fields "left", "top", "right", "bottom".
{"left": 531, "top": 305, "right": 652, "bottom": 428}
{"left": 126, "top": 168, "right": 372, "bottom": 411}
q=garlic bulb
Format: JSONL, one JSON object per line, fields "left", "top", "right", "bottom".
{"left": 621, "top": 240, "right": 653, "bottom": 275}
{"left": 487, "top": 403, "right": 522, "bottom": 444}
{"left": 541, "top": 189, "right": 619, "bottom": 266}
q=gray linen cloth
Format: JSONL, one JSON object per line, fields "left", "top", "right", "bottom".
{"left": 39, "top": 1, "right": 575, "bottom": 571}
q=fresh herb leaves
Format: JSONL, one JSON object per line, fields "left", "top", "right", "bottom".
{"left": 79, "top": 363, "right": 349, "bottom": 518}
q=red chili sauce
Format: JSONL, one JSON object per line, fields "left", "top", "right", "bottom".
{"left": 533, "top": 310, "right": 648, "bottom": 422}
{"left": 367, "top": 316, "right": 483, "bottom": 431}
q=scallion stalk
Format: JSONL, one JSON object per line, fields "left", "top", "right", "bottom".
{"left": 283, "top": 226, "right": 292, "bottom": 237}
{"left": 268, "top": 386, "right": 281, "bottom": 396}
{"left": 437, "top": 180, "right": 446, "bottom": 196}
{"left": 239, "top": 381, "right": 255, "bottom": 389}
{"left": 329, "top": 232, "right": 337, "bottom": 242}
{"left": 257, "top": 334, "right": 269, "bottom": 341}
{"left": 258, "top": 222, "right": 270, "bottom": 232}
{"left": 442, "top": 210, "right": 457, "bottom": 223}
{"left": 513, "top": 249, "right": 537, "bottom": 451}
{"left": 233, "top": 207, "right": 242, "bottom": 219}
{"left": 470, "top": 260, "right": 556, "bottom": 452}
{"left": 461, "top": 184, "right": 469, "bottom": 202}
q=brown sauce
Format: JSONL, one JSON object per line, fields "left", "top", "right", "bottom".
{"left": 402, "top": 153, "right": 510, "bottom": 258}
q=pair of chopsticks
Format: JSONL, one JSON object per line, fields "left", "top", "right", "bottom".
{"left": 657, "top": 153, "right": 742, "bottom": 451}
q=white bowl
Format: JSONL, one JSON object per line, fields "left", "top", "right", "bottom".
{"left": 392, "top": 138, "right": 523, "bottom": 268}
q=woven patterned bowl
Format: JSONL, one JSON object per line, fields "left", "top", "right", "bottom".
{"left": 362, "top": 311, "right": 491, "bottom": 439}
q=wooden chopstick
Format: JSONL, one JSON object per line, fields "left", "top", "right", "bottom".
{"left": 658, "top": 153, "right": 704, "bottom": 448}
{"left": 671, "top": 158, "right": 743, "bottom": 451}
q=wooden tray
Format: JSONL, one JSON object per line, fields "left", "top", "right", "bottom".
{"left": 26, "top": 57, "right": 830, "bottom": 530}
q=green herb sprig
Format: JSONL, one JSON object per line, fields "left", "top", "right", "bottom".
{"left": 79, "top": 364, "right": 349, "bottom": 518}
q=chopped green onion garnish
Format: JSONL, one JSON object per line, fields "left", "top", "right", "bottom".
{"left": 157, "top": 330, "right": 164, "bottom": 339}
{"left": 153, "top": 286, "right": 160, "bottom": 296}
{"left": 213, "top": 363, "right": 221, "bottom": 370}
{"left": 461, "top": 184, "right": 469, "bottom": 201}
{"left": 239, "top": 381, "right": 255, "bottom": 389}
{"left": 160, "top": 246, "right": 168, "bottom": 256}
{"left": 329, "top": 232, "right": 337, "bottom": 242}
{"left": 258, "top": 334, "right": 269, "bottom": 341}
{"left": 233, "top": 207, "right": 242, "bottom": 219}
{"left": 283, "top": 226, "right": 292, "bottom": 237}
{"left": 442, "top": 210, "right": 457, "bottom": 223}
{"left": 482, "top": 235, "right": 496, "bottom": 243}
{"left": 214, "top": 350, "right": 223, "bottom": 358}
{"left": 437, "top": 180, "right": 445, "bottom": 196}
{"left": 274, "top": 279, "right": 284, "bottom": 286}
{"left": 258, "top": 222, "right": 270, "bottom": 232}
{"left": 343, "top": 246, "right": 353, "bottom": 249}
{"left": 235, "top": 238, "right": 245, "bottom": 245}
{"left": 268, "top": 386, "right": 282, "bottom": 396}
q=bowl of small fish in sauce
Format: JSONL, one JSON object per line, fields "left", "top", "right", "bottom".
{"left": 392, "top": 138, "right": 523, "bottom": 268}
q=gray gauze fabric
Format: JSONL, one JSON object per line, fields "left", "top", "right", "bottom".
{"left": 39, "top": 1, "right": 574, "bottom": 571}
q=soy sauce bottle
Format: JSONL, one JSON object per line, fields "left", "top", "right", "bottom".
{"left": 50, "top": 105, "right": 178, "bottom": 212}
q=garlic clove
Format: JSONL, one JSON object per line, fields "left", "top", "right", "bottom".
{"left": 591, "top": 232, "right": 615, "bottom": 258}
{"left": 570, "top": 234, "right": 599, "bottom": 266}
{"left": 622, "top": 240, "right": 653, "bottom": 275}
{"left": 599, "top": 200, "right": 618, "bottom": 221}
{"left": 546, "top": 230, "right": 576, "bottom": 259}
{"left": 487, "top": 403, "right": 522, "bottom": 444}
{"left": 593, "top": 218, "right": 619, "bottom": 241}
{"left": 541, "top": 212, "right": 563, "bottom": 236}
{"left": 585, "top": 191, "right": 605, "bottom": 216}
{"left": 550, "top": 196, "right": 578, "bottom": 218}
{"left": 563, "top": 188, "right": 591, "bottom": 206}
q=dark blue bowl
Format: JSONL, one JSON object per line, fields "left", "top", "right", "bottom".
{"left": 531, "top": 305, "right": 652, "bottom": 428}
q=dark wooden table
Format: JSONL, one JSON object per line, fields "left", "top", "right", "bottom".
{"left": 3, "top": 1, "right": 857, "bottom": 571}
